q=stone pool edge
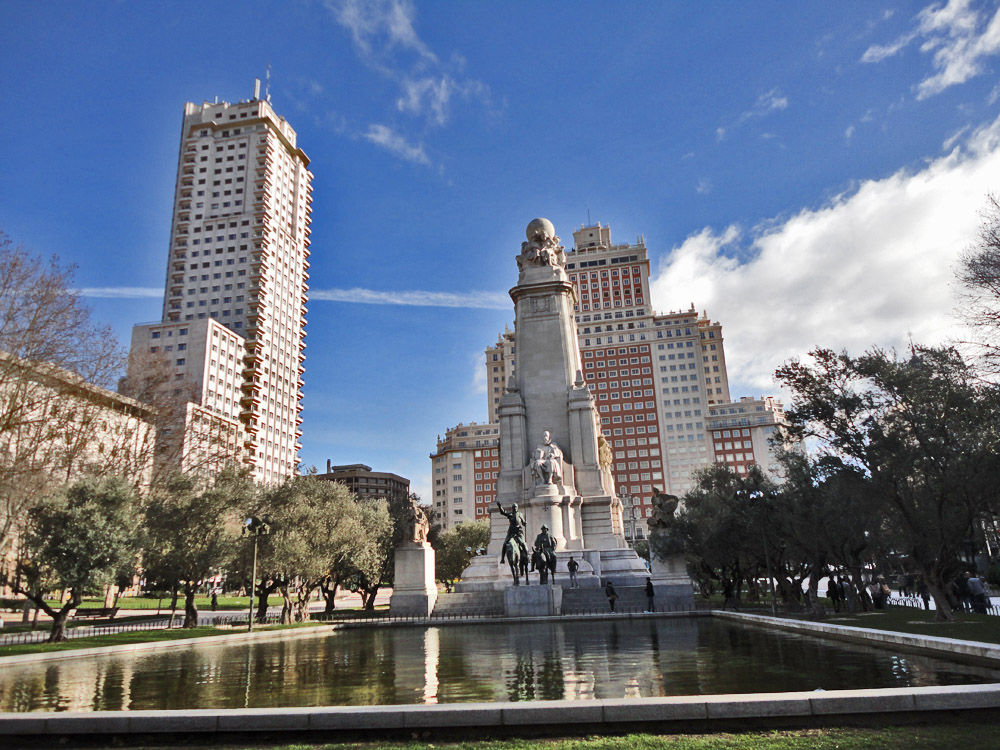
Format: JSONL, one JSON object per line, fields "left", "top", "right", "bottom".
{"left": 1, "top": 684, "right": 999, "bottom": 738}
{"left": 712, "top": 610, "right": 1000, "bottom": 665}
{"left": 4, "top": 610, "right": 1000, "bottom": 740}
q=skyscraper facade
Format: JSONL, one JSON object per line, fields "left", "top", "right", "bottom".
{"left": 132, "top": 84, "right": 311, "bottom": 483}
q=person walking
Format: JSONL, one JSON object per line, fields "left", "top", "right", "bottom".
{"left": 916, "top": 576, "right": 931, "bottom": 611}
{"left": 722, "top": 579, "right": 739, "bottom": 611}
{"left": 645, "top": 577, "right": 655, "bottom": 613}
{"left": 967, "top": 573, "right": 988, "bottom": 614}
{"left": 567, "top": 556, "right": 580, "bottom": 588}
{"left": 827, "top": 577, "right": 841, "bottom": 613}
{"left": 605, "top": 581, "right": 618, "bottom": 613}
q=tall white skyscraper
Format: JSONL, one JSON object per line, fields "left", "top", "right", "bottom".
{"left": 132, "top": 82, "right": 311, "bottom": 484}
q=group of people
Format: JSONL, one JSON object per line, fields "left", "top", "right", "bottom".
{"left": 825, "top": 571, "right": 994, "bottom": 614}
{"left": 945, "top": 572, "right": 992, "bottom": 614}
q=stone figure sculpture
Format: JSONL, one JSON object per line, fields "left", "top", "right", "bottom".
{"left": 530, "top": 430, "right": 564, "bottom": 486}
{"left": 516, "top": 217, "right": 565, "bottom": 271}
{"left": 598, "top": 433, "right": 614, "bottom": 489}
{"left": 405, "top": 496, "right": 430, "bottom": 544}
{"left": 648, "top": 487, "right": 683, "bottom": 556}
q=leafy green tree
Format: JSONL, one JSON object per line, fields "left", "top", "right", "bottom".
{"left": 5, "top": 476, "right": 140, "bottom": 641}
{"left": 957, "top": 194, "right": 1000, "bottom": 373}
{"left": 346, "top": 496, "right": 392, "bottom": 610}
{"left": 670, "top": 465, "right": 762, "bottom": 601}
{"left": 434, "top": 520, "right": 490, "bottom": 588}
{"left": 776, "top": 345, "right": 1000, "bottom": 621}
{"left": 253, "top": 476, "right": 365, "bottom": 623}
{"left": 143, "top": 468, "right": 252, "bottom": 627}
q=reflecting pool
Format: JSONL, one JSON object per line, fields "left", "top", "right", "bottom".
{"left": 2, "top": 618, "right": 998, "bottom": 712}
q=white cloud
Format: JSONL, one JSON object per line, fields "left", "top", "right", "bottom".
{"left": 719, "top": 88, "right": 789, "bottom": 138}
{"left": 738, "top": 88, "right": 789, "bottom": 124}
{"left": 362, "top": 124, "right": 431, "bottom": 165}
{"left": 311, "top": 287, "right": 508, "bottom": 309}
{"left": 695, "top": 177, "right": 713, "bottom": 195}
{"left": 861, "top": 0, "right": 1000, "bottom": 99}
{"left": 77, "top": 287, "right": 162, "bottom": 299}
{"left": 326, "top": 0, "right": 493, "bottom": 128}
{"left": 845, "top": 124, "right": 856, "bottom": 139}
{"left": 649, "top": 113, "right": 1000, "bottom": 396}
{"left": 328, "top": 0, "right": 436, "bottom": 62}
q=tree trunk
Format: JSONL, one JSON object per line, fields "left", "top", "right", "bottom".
{"left": 46, "top": 590, "right": 82, "bottom": 643}
{"left": 255, "top": 580, "right": 276, "bottom": 623}
{"left": 321, "top": 578, "right": 338, "bottom": 615}
{"left": 183, "top": 582, "right": 199, "bottom": 628}
{"left": 363, "top": 584, "right": 379, "bottom": 611}
{"left": 167, "top": 585, "right": 179, "bottom": 628}
{"left": 925, "top": 574, "right": 956, "bottom": 623}
{"left": 296, "top": 583, "right": 317, "bottom": 623}
{"left": 279, "top": 584, "right": 293, "bottom": 625}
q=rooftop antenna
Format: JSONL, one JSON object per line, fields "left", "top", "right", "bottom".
{"left": 587, "top": 206, "right": 591, "bottom": 226}
{"left": 265, "top": 62, "right": 272, "bottom": 103}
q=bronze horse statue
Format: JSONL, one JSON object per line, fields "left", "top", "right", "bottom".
{"left": 503, "top": 537, "right": 530, "bottom": 585}
{"left": 531, "top": 546, "right": 557, "bottom": 584}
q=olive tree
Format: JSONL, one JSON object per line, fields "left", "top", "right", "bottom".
{"left": 5, "top": 476, "right": 140, "bottom": 641}
{"left": 776, "top": 345, "right": 1000, "bottom": 621}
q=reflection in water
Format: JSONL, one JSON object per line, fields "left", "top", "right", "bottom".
{"left": 1, "top": 618, "right": 998, "bottom": 713}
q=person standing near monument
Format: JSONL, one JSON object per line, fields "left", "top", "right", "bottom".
{"left": 567, "top": 556, "right": 580, "bottom": 588}
{"left": 497, "top": 501, "right": 528, "bottom": 565}
{"left": 605, "top": 581, "right": 618, "bottom": 612}
{"left": 645, "top": 577, "right": 655, "bottom": 613}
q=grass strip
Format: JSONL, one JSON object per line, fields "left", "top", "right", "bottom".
{"left": 79, "top": 724, "right": 1000, "bottom": 750}
{"left": 809, "top": 607, "right": 1000, "bottom": 645}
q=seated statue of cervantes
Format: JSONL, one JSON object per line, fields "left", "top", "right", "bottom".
{"left": 531, "top": 430, "right": 564, "bottom": 486}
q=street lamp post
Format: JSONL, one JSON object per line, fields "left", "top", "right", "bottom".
{"left": 243, "top": 515, "right": 271, "bottom": 632}
{"left": 746, "top": 489, "right": 778, "bottom": 616}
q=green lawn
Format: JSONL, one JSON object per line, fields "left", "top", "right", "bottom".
{"left": 816, "top": 606, "right": 1000, "bottom": 645}
{"left": 78, "top": 725, "right": 1000, "bottom": 750}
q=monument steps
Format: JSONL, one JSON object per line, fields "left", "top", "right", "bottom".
{"left": 562, "top": 585, "right": 658, "bottom": 614}
{"left": 431, "top": 590, "right": 504, "bottom": 617}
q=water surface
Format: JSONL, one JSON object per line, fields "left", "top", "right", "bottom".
{"left": 2, "top": 618, "right": 998, "bottom": 712}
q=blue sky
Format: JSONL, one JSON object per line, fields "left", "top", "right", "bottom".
{"left": 3, "top": 1, "right": 1000, "bottom": 499}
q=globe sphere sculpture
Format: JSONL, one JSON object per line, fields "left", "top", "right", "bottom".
{"left": 526, "top": 218, "right": 556, "bottom": 243}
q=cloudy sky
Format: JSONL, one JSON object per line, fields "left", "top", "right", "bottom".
{"left": 3, "top": 1, "right": 1000, "bottom": 499}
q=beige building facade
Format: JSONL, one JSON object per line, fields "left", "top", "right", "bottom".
{"left": 131, "top": 83, "right": 311, "bottom": 484}
{"left": 430, "top": 422, "right": 499, "bottom": 530}
{"left": 708, "top": 396, "right": 790, "bottom": 480}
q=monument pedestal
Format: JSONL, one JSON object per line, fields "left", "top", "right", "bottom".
{"left": 389, "top": 543, "right": 438, "bottom": 616}
{"left": 650, "top": 550, "right": 694, "bottom": 608}
{"left": 504, "top": 584, "right": 562, "bottom": 616}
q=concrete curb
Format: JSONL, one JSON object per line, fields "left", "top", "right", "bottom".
{"left": 1, "top": 684, "right": 999, "bottom": 737}
{"left": 0, "top": 624, "right": 336, "bottom": 666}
{"left": 712, "top": 610, "right": 1000, "bottom": 665}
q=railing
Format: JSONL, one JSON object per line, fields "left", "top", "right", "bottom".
{"left": 888, "top": 595, "right": 1000, "bottom": 616}
{"left": 0, "top": 611, "right": 290, "bottom": 647}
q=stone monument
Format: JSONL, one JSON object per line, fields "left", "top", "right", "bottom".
{"left": 647, "top": 488, "right": 695, "bottom": 607}
{"left": 457, "top": 218, "right": 650, "bottom": 593}
{"left": 389, "top": 497, "right": 438, "bottom": 616}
